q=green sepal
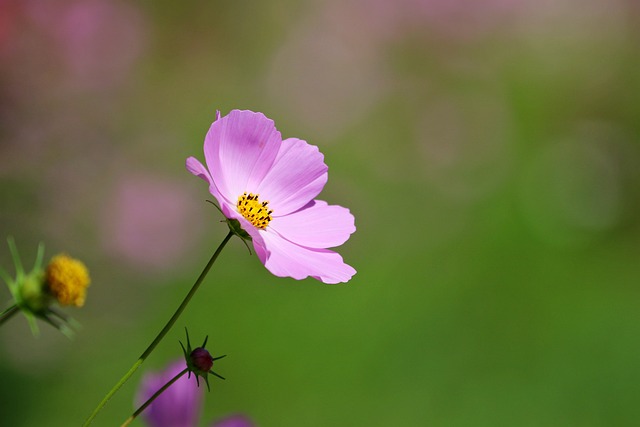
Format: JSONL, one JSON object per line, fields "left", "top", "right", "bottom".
{"left": 226, "top": 218, "right": 252, "bottom": 241}
{"left": 205, "top": 200, "right": 253, "bottom": 254}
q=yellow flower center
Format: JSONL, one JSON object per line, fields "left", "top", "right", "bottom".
{"left": 45, "top": 254, "right": 90, "bottom": 307}
{"left": 237, "top": 192, "right": 273, "bottom": 229}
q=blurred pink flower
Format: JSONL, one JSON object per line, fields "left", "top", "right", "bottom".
{"left": 61, "top": 0, "right": 145, "bottom": 87}
{"left": 187, "top": 110, "right": 356, "bottom": 284}
{"left": 101, "top": 173, "right": 204, "bottom": 273}
{"left": 26, "top": 0, "right": 147, "bottom": 90}
{"left": 137, "top": 361, "right": 254, "bottom": 427}
{"left": 0, "top": 0, "right": 20, "bottom": 55}
{"left": 266, "top": 20, "right": 385, "bottom": 138}
{"left": 137, "top": 360, "right": 203, "bottom": 427}
{"left": 322, "top": 0, "right": 523, "bottom": 42}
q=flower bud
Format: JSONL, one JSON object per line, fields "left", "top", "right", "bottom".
{"left": 18, "top": 270, "right": 48, "bottom": 314}
{"left": 190, "top": 347, "right": 214, "bottom": 372}
{"left": 180, "top": 328, "right": 226, "bottom": 391}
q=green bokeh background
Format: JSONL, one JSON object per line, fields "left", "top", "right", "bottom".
{"left": 1, "top": 1, "right": 640, "bottom": 426}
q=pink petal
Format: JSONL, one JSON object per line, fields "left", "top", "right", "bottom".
{"left": 256, "top": 230, "right": 356, "bottom": 284}
{"left": 186, "top": 156, "right": 212, "bottom": 184}
{"left": 186, "top": 156, "right": 228, "bottom": 206}
{"left": 186, "top": 154, "right": 268, "bottom": 249}
{"left": 255, "top": 137, "right": 328, "bottom": 216}
{"left": 204, "top": 110, "right": 282, "bottom": 203}
{"left": 269, "top": 200, "right": 355, "bottom": 249}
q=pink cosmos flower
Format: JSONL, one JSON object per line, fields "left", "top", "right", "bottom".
{"left": 186, "top": 110, "right": 356, "bottom": 284}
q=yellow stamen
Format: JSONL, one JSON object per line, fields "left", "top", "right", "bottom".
{"left": 45, "top": 254, "right": 90, "bottom": 307}
{"left": 237, "top": 192, "right": 273, "bottom": 229}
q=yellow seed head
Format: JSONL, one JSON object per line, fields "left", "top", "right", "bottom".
{"left": 45, "top": 254, "right": 90, "bottom": 307}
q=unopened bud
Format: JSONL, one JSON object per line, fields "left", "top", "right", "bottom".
{"left": 190, "top": 347, "right": 214, "bottom": 372}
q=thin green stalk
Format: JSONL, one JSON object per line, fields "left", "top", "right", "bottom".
{"left": 0, "top": 304, "right": 19, "bottom": 325}
{"left": 120, "top": 367, "right": 189, "bottom": 427}
{"left": 83, "top": 231, "right": 234, "bottom": 426}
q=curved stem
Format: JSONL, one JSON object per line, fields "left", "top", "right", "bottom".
{"left": 83, "top": 231, "right": 234, "bottom": 426}
{"left": 0, "top": 304, "right": 19, "bottom": 326}
{"left": 120, "top": 367, "right": 189, "bottom": 427}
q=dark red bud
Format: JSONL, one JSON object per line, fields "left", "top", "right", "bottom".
{"left": 190, "top": 347, "right": 214, "bottom": 372}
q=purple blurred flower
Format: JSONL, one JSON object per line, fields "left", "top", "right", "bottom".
{"left": 27, "top": 0, "right": 147, "bottom": 90}
{"left": 187, "top": 110, "right": 356, "bottom": 284}
{"left": 266, "top": 23, "right": 385, "bottom": 137}
{"left": 137, "top": 361, "right": 255, "bottom": 427}
{"left": 137, "top": 361, "right": 203, "bottom": 427}
{"left": 101, "top": 172, "right": 204, "bottom": 273}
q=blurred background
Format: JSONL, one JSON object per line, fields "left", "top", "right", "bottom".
{"left": 1, "top": 1, "right": 640, "bottom": 426}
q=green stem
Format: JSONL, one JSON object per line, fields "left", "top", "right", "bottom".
{"left": 120, "top": 367, "right": 189, "bottom": 427}
{"left": 83, "top": 231, "right": 234, "bottom": 427}
{"left": 0, "top": 304, "right": 19, "bottom": 325}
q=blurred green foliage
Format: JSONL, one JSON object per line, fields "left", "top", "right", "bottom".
{"left": 1, "top": 1, "right": 640, "bottom": 426}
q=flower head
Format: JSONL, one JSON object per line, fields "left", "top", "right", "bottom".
{"left": 46, "top": 254, "right": 90, "bottom": 307}
{"left": 187, "top": 109, "right": 356, "bottom": 284}
{"left": 0, "top": 238, "right": 89, "bottom": 336}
